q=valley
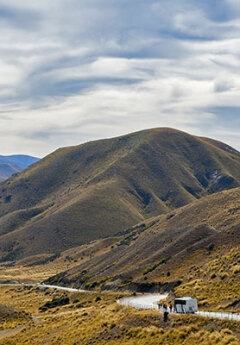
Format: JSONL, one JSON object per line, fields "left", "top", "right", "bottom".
{"left": 1, "top": 179, "right": 240, "bottom": 313}
{"left": 2, "top": 0, "right": 240, "bottom": 343}
{"left": 0, "top": 128, "right": 240, "bottom": 344}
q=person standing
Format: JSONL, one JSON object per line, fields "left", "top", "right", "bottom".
{"left": 164, "top": 310, "right": 169, "bottom": 322}
{"left": 162, "top": 304, "right": 169, "bottom": 322}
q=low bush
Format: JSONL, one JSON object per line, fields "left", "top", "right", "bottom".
{"left": 39, "top": 296, "right": 70, "bottom": 312}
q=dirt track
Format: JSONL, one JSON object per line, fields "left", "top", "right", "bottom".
{"left": 0, "top": 325, "right": 24, "bottom": 340}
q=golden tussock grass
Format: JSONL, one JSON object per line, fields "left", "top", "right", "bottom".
{"left": 0, "top": 286, "right": 239, "bottom": 345}
{"left": 175, "top": 247, "right": 240, "bottom": 311}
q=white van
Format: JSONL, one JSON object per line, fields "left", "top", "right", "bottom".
{"left": 174, "top": 297, "right": 198, "bottom": 313}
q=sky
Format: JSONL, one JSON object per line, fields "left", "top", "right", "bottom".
{"left": 1, "top": 0, "right": 240, "bottom": 157}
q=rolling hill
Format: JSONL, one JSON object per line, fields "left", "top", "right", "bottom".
{"left": 45, "top": 186, "right": 240, "bottom": 309}
{"left": 0, "top": 164, "right": 19, "bottom": 183}
{"left": 0, "top": 155, "right": 39, "bottom": 182}
{"left": 0, "top": 128, "right": 240, "bottom": 260}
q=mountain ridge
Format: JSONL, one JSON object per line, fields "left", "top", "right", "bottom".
{"left": 0, "top": 154, "right": 39, "bottom": 182}
{"left": 0, "top": 127, "right": 240, "bottom": 260}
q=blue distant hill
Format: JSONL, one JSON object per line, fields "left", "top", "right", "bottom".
{"left": 0, "top": 155, "right": 40, "bottom": 182}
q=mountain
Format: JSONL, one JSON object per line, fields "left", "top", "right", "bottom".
{"left": 0, "top": 128, "right": 240, "bottom": 261}
{"left": 46, "top": 186, "right": 240, "bottom": 309}
{"left": 0, "top": 163, "right": 19, "bottom": 183}
{"left": 0, "top": 155, "right": 39, "bottom": 182}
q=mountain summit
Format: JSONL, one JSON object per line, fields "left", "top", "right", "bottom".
{"left": 0, "top": 128, "right": 240, "bottom": 260}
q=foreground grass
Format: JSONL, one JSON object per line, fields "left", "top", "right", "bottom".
{"left": 0, "top": 286, "right": 239, "bottom": 345}
{"left": 0, "top": 304, "right": 30, "bottom": 332}
{"left": 175, "top": 247, "right": 240, "bottom": 312}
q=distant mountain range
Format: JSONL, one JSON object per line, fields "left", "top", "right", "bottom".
{"left": 0, "top": 155, "right": 39, "bottom": 182}
{"left": 0, "top": 127, "right": 240, "bottom": 261}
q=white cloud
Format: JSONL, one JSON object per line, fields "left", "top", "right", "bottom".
{"left": 0, "top": 0, "right": 239, "bottom": 156}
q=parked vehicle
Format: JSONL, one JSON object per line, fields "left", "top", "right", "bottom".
{"left": 174, "top": 297, "right": 198, "bottom": 314}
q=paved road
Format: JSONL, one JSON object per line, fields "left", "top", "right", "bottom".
{"left": 119, "top": 294, "right": 167, "bottom": 310}
{"left": 119, "top": 294, "right": 240, "bottom": 322}
{"left": 196, "top": 311, "right": 240, "bottom": 321}
{"left": 1, "top": 283, "right": 240, "bottom": 322}
{"left": 41, "top": 284, "right": 85, "bottom": 292}
{"left": 0, "top": 283, "right": 85, "bottom": 293}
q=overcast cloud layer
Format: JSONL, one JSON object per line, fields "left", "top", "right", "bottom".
{"left": 1, "top": 0, "right": 240, "bottom": 156}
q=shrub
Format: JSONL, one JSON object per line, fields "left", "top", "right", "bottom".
{"left": 208, "top": 243, "right": 215, "bottom": 252}
{"left": 39, "top": 296, "right": 70, "bottom": 311}
{"left": 143, "top": 258, "right": 168, "bottom": 275}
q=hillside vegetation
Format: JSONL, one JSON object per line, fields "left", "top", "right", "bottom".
{"left": 44, "top": 187, "right": 240, "bottom": 310}
{"left": 0, "top": 128, "right": 240, "bottom": 260}
{"left": 0, "top": 285, "right": 239, "bottom": 345}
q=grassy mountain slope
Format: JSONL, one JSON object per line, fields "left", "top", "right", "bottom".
{"left": 0, "top": 128, "right": 240, "bottom": 259}
{"left": 47, "top": 187, "right": 240, "bottom": 309}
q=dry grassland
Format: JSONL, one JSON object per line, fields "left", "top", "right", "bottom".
{"left": 175, "top": 247, "right": 240, "bottom": 311}
{"left": 0, "top": 286, "right": 239, "bottom": 345}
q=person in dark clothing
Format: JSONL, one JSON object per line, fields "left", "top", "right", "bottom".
{"left": 164, "top": 311, "right": 169, "bottom": 322}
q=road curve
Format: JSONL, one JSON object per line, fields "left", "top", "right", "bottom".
{"left": 119, "top": 294, "right": 167, "bottom": 310}
{"left": 1, "top": 283, "right": 240, "bottom": 322}
{"left": 119, "top": 294, "right": 240, "bottom": 322}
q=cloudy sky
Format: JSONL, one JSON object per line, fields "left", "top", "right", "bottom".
{"left": 1, "top": 0, "right": 240, "bottom": 157}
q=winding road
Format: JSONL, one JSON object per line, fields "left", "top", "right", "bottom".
{"left": 1, "top": 283, "right": 240, "bottom": 322}
{"left": 119, "top": 294, "right": 240, "bottom": 322}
